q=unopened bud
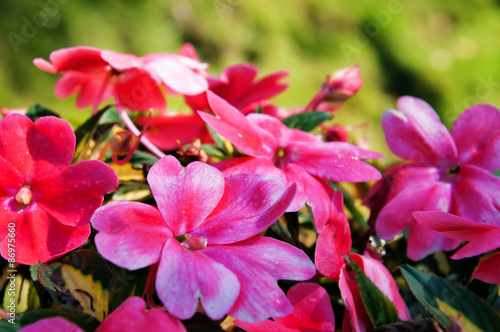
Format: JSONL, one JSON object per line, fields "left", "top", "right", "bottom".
{"left": 322, "top": 65, "right": 362, "bottom": 102}
{"left": 177, "top": 139, "right": 209, "bottom": 163}
{"left": 110, "top": 127, "right": 139, "bottom": 156}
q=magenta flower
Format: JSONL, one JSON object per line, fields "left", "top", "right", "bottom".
{"left": 234, "top": 282, "right": 336, "bottom": 332}
{"left": 199, "top": 91, "right": 382, "bottom": 232}
{"left": 34, "top": 46, "right": 207, "bottom": 114}
{"left": 367, "top": 97, "right": 500, "bottom": 260}
{"left": 339, "top": 253, "right": 410, "bottom": 332}
{"left": 91, "top": 155, "right": 316, "bottom": 322}
{"left": 19, "top": 297, "right": 186, "bottom": 332}
{"left": 0, "top": 114, "right": 117, "bottom": 265}
{"left": 413, "top": 211, "right": 500, "bottom": 284}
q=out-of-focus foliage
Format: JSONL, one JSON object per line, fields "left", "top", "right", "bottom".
{"left": 1, "top": 0, "right": 500, "bottom": 166}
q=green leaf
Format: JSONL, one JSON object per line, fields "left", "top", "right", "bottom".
{"left": 281, "top": 111, "right": 331, "bottom": 131}
{"left": 488, "top": 284, "right": 500, "bottom": 310}
{"left": 329, "top": 182, "right": 368, "bottom": 232}
{"left": 26, "top": 104, "right": 60, "bottom": 121}
{"left": 1, "top": 271, "right": 40, "bottom": 315}
{"left": 126, "top": 150, "right": 160, "bottom": 165}
{"left": 400, "top": 265, "right": 500, "bottom": 332}
{"left": 36, "top": 250, "right": 114, "bottom": 322}
{"left": 0, "top": 309, "right": 100, "bottom": 332}
{"left": 201, "top": 144, "right": 227, "bottom": 158}
{"left": 108, "top": 266, "right": 149, "bottom": 313}
{"left": 493, "top": 170, "right": 500, "bottom": 178}
{"left": 344, "top": 256, "right": 400, "bottom": 327}
{"left": 73, "top": 107, "right": 111, "bottom": 163}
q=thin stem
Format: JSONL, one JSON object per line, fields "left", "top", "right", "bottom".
{"left": 115, "top": 100, "right": 166, "bottom": 159}
{"left": 304, "top": 90, "right": 325, "bottom": 112}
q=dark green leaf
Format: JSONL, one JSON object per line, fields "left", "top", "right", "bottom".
{"left": 488, "top": 284, "right": 500, "bottom": 310}
{"left": 401, "top": 265, "right": 500, "bottom": 332}
{"left": 73, "top": 107, "right": 111, "bottom": 163}
{"left": 344, "top": 256, "right": 400, "bottom": 327}
{"left": 0, "top": 309, "right": 100, "bottom": 332}
{"left": 282, "top": 111, "right": 331, "bottom": 131}
{"left": 126, "top": 150, "right": 160, "bottom": 165}
{"left": 493, "top": 170, "right": 500, "bottom": 178}
{"left": 26, "top": 104, "right": 60, "bottom": 121}
{"left": 108, "top": 266, "right": 149, "bottom": 313}
{"left": 373, "top": 318, "right": 438, "bottom": 332}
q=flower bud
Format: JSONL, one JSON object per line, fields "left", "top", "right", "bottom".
{"left": 322, "top": 65, "right": 362, "bottom": 102}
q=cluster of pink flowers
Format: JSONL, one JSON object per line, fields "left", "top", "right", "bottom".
{"left": 1, "top": 44, "right": 499, "bottom": 331}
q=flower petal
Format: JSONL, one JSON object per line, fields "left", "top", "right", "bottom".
{"left": 382, "top": 96, "right": 457, "bottom": 166}
{"left": 147, "top": 156, "right": 224, "bottom": 236}
{"left": 19, "top": 317, "right": 84, "bottom": 332}
{"left": 451, "top": 104, "right": 500, "bottom": 171}
{"left": 203, "top": 237, "right": 316, "bottom": 322}
{"left": 47, "top": 46, "right": 105, "bottom": 72}
{"left": 473, "top": 253, "right": 500, "bottom": 284}
{"left": 406, "top": 221, "right": 460, "bottom": 261}
{"left": 54, "top": 72, "right": 86, "bottom": 98}
{"left": 92, "top": 201, "right": 171, "bottom": 270}
{"left": 453, "top": 165, "right": 500, "bottom": 225}
{"left": 199, "top": 92, "right": 277, "bottom": 158}
{"left": 0, "top": 114, "right": 34, "bottom": 179}
{"left": 234, "top": 319, "right": 294, "bottom": 332}
{"left": 0, "top": 202, "right": 90, "bottom": 265}
{"left": 0, "top": 155, "right": 23, "bottom": 199}
{"left": 114, "top": 69, "right": 166, "bottom": 111}
{"left": 96, "top": 297, "right": 186, "bottom": 332}
{"left": 35, "top": 160, "right": 118, "bottom": 227}
{"left": 339, "top": 265, "right": 371, "bottom": 332}
{"left": 156, "top": 239, "right": 240, "bottom": 320}
{"left": 289, "top": 141, "right": 382, "bottom": 182}
{"left": 74, "top": 70, "right": 111, "bottom": 109}
{"left": 193, "top": 174, "right": 295, "bottom": 244}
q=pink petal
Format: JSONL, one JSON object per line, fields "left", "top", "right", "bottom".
{"left": 114, "top": 69, "right": 166, "bottom": 111}
{"left": 47, "top": 46, "right": 105, "bottom": 72}
{"left": 74, "top": 71, "right": 111, "bottom": 109}
{"left": 147, "top": 156, "right": 224, "bottom": 236}
{"left": 203, "top": 237, "right": 316, "bottom": 322}
{"left": 35, "top": 160, "right": 118, "bottom": 227}
{"left": 215, "top": 156, "right": 286, "bottom": 183}
{"left": 0, "top": 202, "right": 90, "bottom": 265}
{"left": 156, "top": 239, "right": 240, "bottom": 320}
{"left": 452, "top": 229, "right": 500, "bottom": 259}
{"left": 92, "top": 201, "right": 171, "bottom": 270}
{"left": 237, "top": 71, "right": 289, "bottom": 112}
{"left": 235, "top": 319, "right": 295, "bottom": 332}
{"left": 199, "top": 92, "right": 278, "bottom": 158}
{"left": 315, "top": 192, "right": 351, "bottom": 280}
{"left": 145, "top": 56, "right": 207, "bottom": 95}
{"left": 274, "top": 282, "right": 335, "bottom": 331}
{"left": 179, "top": 43, "right": 200, "bottom": 61}
{"left": 451, "top": 104, "right": 500, "bottom": 171}
{"left": 33, "top": 57, "right": 57, "bottom": 73}
{"left": 289, "top": 141, "right": 382, "bottom": 182}
{"left": 473, "top": 253, "right": 500, "bottom": 284}
{"left": 96, "top": 297, "right": 186, "bottom": 332}
{"left": 0, "top": 114, "right": 35, "bottom": 179}
{"left": 453, "top": 165, "right": 500, "bottom": 225}
{"left": 406, "top": 221, "right": 460, "bottom": 261}
{"left": 376, "top": 179, "right": 452, "bottom": 240}
{"left": 100, "top": 50, "right": 140, "bottom": 70}
{"left": 54, "top": 72, "right": 87, "bottom": 98}
{"left": 136, "top": 113, "right": 210, "bottom": 151}
{"left": 192, "top": 174, "right": 295, "bottom": 244}
{"left": 219, "top": 64, "right": 258, "bottom": 103}
{"left": 382, "top": 96, "right": 457, "bottom": 167}
{"left": 20, "top": 317, "right": 85, "bottom": 332}
{"left": 351, "top": 253, "right": 410, "bottom": 321}
{"left": 339, "top": 265, "right": 371, "bottom": 332}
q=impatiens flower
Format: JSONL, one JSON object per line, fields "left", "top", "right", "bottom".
{"left": 339, "top": 253, "right": 410, "bottom": 332}
{"left": 0, "top": 114, "right": 117, "bottom": 265}
{"left": 234, "top": 282, "right": 335, "bottom": 332}
{"left": 413, "top": 211, "right": 500, "bottom": 284}
{"left": 199, "top": 91, "right": 382, "bottom": 232}
{"left": 139, "top": 63, "right": 288, "bottom": 150}
{"left": 19, "top": 297, "right": 186, "bottom": 332}
{"left": 34, "top": 46, "right": 207, "bottom": 114}
{"left": 366, "top": 97, "right": 500, "bottom": 260}
{"left": 91, "top": 156, "right": 316, "bottom": 322}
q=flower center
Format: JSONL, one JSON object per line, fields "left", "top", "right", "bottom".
{"left": 440, "top": 165, "right": 460, "bottom": 183}
{"left": 179, "top": 235, "right": 207, "bottom": 251}
{"left": 15, "top": 186, "right": 33, "bottom": 207}
{"left": 273, "top": 147, "right": 291, "bottom": 168}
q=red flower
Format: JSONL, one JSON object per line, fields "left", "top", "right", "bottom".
{"left": 34, "top": 46, "right": 207, "bottom": 114}
{"left": 0, "top": 114, "right": 117, "bottom": 265}
{"left": 234, "top": 282, "right": 336, "bottom": 332}
{"left": 19, "top": 297, "right": 186, "bottom": 332}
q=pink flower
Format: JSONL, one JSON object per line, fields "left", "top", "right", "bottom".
{"left": 339, "top": 253, "right": 410, "bottom": 332}
{"left": 366, "top": 97, "right": 500, "bottom": 260}
{"left": 199, "top": 91, "right": 382, "bottom": 232}
{"left": 413, "top": 211, "right": 500, "bottom": 284}
{"left": 19, "top": 297, "right": 186, "bottom": 332}
{"left": 138, "top": 63, "right": 288, "bottom": 150}
{"left": 0, "top": 114, "right": 117, "bottom": 265}
{"left": 34, "top": 46, "right": 207, "bottom": 114}
{"left": 91, "top": 155, "right": 316, "bottom": 322}
{"left": 234, "top": 282, "right": 336, "bottom": 332}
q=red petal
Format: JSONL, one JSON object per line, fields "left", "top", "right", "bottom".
{"left": 114, "top": 69, "right": 166, "bottom": 111}
{"left": 473, "top": 253, "right": 500, "bottom": 284}
{"left": 20, "top": 317, "right": 84, "bottom": 332}
{"left": 92, "top": 201, "right": 171, "bottom": 270}
{"left": 47, "top": 46, "right": 105, "bottom": 72}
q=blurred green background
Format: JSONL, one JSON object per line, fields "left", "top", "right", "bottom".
{"left": 1, "top": 0, "right": 500, "bottom": 165}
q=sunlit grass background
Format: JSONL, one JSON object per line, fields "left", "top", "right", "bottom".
{"left": 1, "top": 0, "right": 500, "bottom": 166}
